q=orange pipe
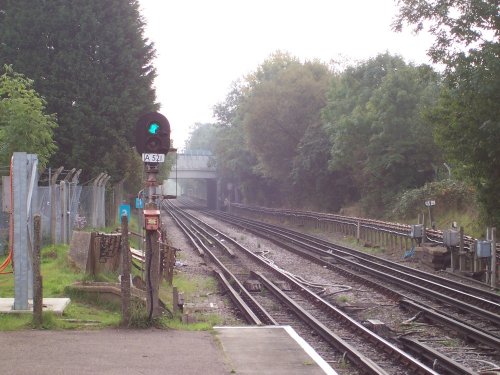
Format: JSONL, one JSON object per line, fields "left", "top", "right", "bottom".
{"left": 0, "top": 156, "right": 14, "bottom": 275}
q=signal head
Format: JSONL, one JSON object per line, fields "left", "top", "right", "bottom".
{"left": 135, "top": 112, "right": 171, "bottom": 155}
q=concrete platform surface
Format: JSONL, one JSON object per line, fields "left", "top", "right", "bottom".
{"left": 0, "top": 329, "right": 227, "bottom": 375}
{"left": 216, "top": 326, "right": 336, "bottom": 374}
{"left": 0, "top": 298, "right": 70, "bottom": 314}
{"left": 0, "top": 326, "right": 337, "bottom": 374}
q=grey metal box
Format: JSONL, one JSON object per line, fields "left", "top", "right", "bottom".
{"left": 410, "top": 224, "right": 423, "bottom": 238}
{"left": 476, "top": 240, "right": 492, "bottom": 258}
{"left": 443, "top": 229, "right": 459, "bottom": 247}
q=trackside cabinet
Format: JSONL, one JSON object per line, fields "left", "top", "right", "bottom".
{"left": 476, "top": 240, "right": 492, "bottom": 258}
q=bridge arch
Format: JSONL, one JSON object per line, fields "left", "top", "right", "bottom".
{"left": 166, "top": 151, "right": 217, "bottom": 208}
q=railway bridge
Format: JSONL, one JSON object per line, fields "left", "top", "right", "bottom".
{"left": 166, "top": 151, "right": 218, "bottom": 208}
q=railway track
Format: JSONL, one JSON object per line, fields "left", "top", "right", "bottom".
{"left": 170, "top": 198, "right": 500, "bottom": 373}
{"left": 162, "top": 200, "right": 500, "bottom": 373}
{"left": 205, "top": 208, "right": 500, "bottom": 320}
{"left": 230, "top": 203, "right": 499, "bottom": 255}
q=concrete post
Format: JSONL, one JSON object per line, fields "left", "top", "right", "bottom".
{"left": 91, "top": 173, "right": 105, "bottom": 228}
{"left": 13, "top": 153, "right": 29, "bottom": 310}
{"left": 100, "top": 175, "right": 111, "bottom": 228}
{"left": 62, "top": 169, "right": 76, "bottom": 244}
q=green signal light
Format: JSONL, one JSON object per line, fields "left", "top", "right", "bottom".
{"left": 148, "top": 122, "right": 160, "bottom": 134}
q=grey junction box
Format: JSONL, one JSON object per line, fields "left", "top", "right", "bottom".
{"left": 443, "top": 229, "right": 459, "bottom": 247}
{"left": 476, "top": 240, "right": 492, "bottom": 258}
{"left": 410, "top": 224, "right": 423, "bottom": 239}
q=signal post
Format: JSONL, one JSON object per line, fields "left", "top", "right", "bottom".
{"left": 135, "top": 112, "right": 171, "bottom": 320}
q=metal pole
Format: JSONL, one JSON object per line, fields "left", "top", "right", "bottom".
{"left": 491, "top": 227, "right": 497, "bottom": 289}
{"left": 144, "top": 163, "right": 161, "bottom": 319}
{"left": 50, "top": 166, "right": 64, "bottom": 244}
{"left": 459, "top": 226, "right": 465, "bottom": 271}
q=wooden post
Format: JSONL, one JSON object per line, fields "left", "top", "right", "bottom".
{"left": 173, "top": 287, "right": 179, "bottom": 314}
{"left": 33, "top": 215, "right": 43, "bottom": 327}
{"left": 121, "top": 214, "right": 131, "bottom": 325}
{"left": 145, "top": 228, "right": 161, "bottom": 319}
{"left": 356, "top": 221, "right": 360, "bottom": 243}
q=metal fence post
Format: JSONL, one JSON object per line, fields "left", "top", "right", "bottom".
{"left": 491, "top": 227, "right": 497, "bottom": 288}
{"left": 50, "top": 166, "right": 64, "bottom": 244}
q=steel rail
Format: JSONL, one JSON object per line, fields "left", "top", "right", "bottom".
{"left": 214, "top": 270, "right": 265, "bottom": 326}
{"left": 214, "top": 213, "right": 500, "bottom": 350}
{"left": 253, "top": 272, "right": 391, "bottom": 375}
{"left": 254, "top": 271, "right": 440, "bottom": 375}
{"left": 165, "top": 201, "right": 276, "bottom": 326}
{"left": 206, "top": 211, "right": 500, "bottom": 325}
{"left": 399, "top": 299, "right": 500, "bottom": 350}
{"left": 399, "top": 337, "right": 476, "bottom": 375}
{"left": 231, "top": 203, "right": 496, "bottom": 252}
{"left": 167, "top": 201, "right": 442, "bottom": 374}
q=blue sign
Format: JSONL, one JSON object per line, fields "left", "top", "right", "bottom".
{"left": 119, "top": 204, "right": 131, "bottom": 223}
{"left": 135, "top": 198, "right": 143, "bottom": 209}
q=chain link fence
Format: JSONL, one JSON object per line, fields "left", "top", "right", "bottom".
{"left": 0, "top": 167, "right": 113, "bottom": 254}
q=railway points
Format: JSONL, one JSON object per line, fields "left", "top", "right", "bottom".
{"left": 164, "top": 197, "right": 500, "bottom": 374}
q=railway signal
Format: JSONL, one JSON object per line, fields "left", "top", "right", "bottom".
{"left": 135, "top": 112, "right": 171, "bottom": 155}
{"left": 134, "top": 111, "right": 172, "bottom": 320}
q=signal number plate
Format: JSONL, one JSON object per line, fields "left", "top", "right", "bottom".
{"left": 142, "top": 153, "right": 165, "bottom": 163}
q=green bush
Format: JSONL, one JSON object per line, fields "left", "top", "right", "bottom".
{"left": 391, "top": 179, "right": 475, "bottom": 220}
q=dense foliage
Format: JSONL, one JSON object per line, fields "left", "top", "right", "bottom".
{"left": 212, "top": 52, "right": 442, "bottom": 214}
{"left": 391, "top": 179, "right": 475, "bottom": 220}
{"left": 395, "top": 0, "right": 500, "bottom": 226}
{"left": 323, "top": 53, "right": 442, "bottom": 213}
{"left": 0, "top": 0, "right": 157, "bottom": 187}
{"left": 213, "top": 53, "right": 334, "bottom": 207}
{"left": 184, "top": 123, "right": 219, "bottom": 153}
{"left": 0, "top": 65, "right": 57, "bottom": 167}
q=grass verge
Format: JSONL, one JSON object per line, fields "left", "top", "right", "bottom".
{"left": 0, "top": 244, "right": 122, "bottom": 330}
{"left": 1, "top": 240, "right": 225, "bottom": 331}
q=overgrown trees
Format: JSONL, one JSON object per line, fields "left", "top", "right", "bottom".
{"left": 213, "top": 81, "right": 270, "bottom": 204}
{"left": 212, "top": 53, "right": 333, "bottom": 206}
{"left": 242, "top": 53, "right": 332, "bottom": 185}
{"left": 323, "top": 53, "right": 442, "bottom": 213}
{"left": 395, "top": 0, "right": 500, "bottom": 225}
{"left": 0, "top": 65, "right": 57, "bottom": 167}
{"left": 211, "top": 52, "right": 442, "bottom": 213}
{"left": 0, "top": 0, "right": 157, "bottom": 187}
{"left": 184, "top": 123, "right": 218, "bottom": 152}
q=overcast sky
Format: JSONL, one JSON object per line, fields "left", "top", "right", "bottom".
{"left": 138, "top": 0, "right": 434, "bottom": 150}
